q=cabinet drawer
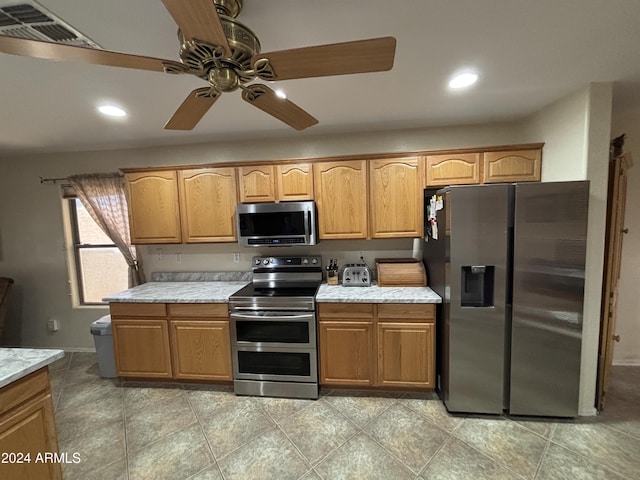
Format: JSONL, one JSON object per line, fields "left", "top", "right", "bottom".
{"left": 318, "top": 303, "right": 374, "bottom": 319}
{"left": 110, "top": 303, "right": 167, "bottom": 318}
{"left": 377, "top": 304, "right": 435, "bottom": 321}
{"left": 0, "top": 368, "right": 49, "bottom": 417}
{"left": 168, "top": 303, "right": 228, "bottom": 318}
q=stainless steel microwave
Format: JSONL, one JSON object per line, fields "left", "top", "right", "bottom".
{"left": 236, "top": 201, "right": 318, "bottom": 247}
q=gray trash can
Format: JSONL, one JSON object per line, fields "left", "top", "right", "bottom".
{"left": 90, "top": 315, "right": 117, "bottom": 378}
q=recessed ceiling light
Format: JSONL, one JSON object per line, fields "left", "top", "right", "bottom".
{"left": 275, "top": 89, "right": 287, "bottom": 99}
{"left": 448, "top": 72, "right": 479, "bottom": 89}
{"left": 98, "top": 104, "right": 127, "bottom": 117}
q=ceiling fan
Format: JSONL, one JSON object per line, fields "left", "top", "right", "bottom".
{"left": 0, "top": 0, "right": 396, "bottom": 131}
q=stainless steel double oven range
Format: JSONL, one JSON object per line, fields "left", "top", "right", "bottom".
{"left": 228, "top": 256, "right": 322, "bottom": 400}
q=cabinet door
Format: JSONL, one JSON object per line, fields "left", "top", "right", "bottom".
{"left": 112, "top": 319, "right": 172, "bottom": 378}
{"left": 277, "top": 163, "right": 314, "bottom": 201}
{"left": 425, "top": 153, "right": 481, "bottom": 186}
{"left": 170, "top": 320, "right": 232, "bottom": 380}
{"left": 370, "top": 157, "right": 423, "bottom": 238}
{"left": 483, "top": 149, "right": 542, "bottom": 183}
{"left": 0, "top": 393, "right": 62, "bottom": 480}
{"left": 313, "top": 160, "right": 368, "bottom": 239}
{"left": 178, "top": 168, "right": 238, "bottom": 243}
{"left": 125, "top": 171, "right": 181, "bottom": 244}
{"left": 377, "top": 322, "right": 434, "bottom": 388}
{"left": 239, "top": 165, "right": 277, "bottom": 203}
{"left": 319, "top": 321, "right": 374, "bottom": 386}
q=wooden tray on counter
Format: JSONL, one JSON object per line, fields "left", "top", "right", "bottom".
{"left": 375, "top": 258, "right": 427, "bottom": 287}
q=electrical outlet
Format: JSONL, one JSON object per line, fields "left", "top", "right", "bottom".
{"left": 233, "top": 252, "right": 240, "bottom": 263}
{"left": 47, "top": 318, "right": 59, "bottom": 332}
{"left": 358, "top": 251, "right": 366, "bottom": 262}
{"left": 155, "top": 248, "right": 163, "bottom": 261}
{"left": 176, "top": 253, "right": 182, "bottom": 264}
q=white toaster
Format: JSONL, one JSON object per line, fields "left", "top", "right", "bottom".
{"left": 341, "top": 263, "right": 371, "bottom": 287}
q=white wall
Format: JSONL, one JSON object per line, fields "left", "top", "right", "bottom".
{"left": 611, "top": 111, "right": 640, "bottom": 366}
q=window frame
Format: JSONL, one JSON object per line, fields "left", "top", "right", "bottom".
{"left": 67, "top": 198, "right": 127, "bottom": 306}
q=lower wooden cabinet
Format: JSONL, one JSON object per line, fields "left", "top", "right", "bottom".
{"left": 110, "top": 302, "right": 231, "bottom": 381}
{"left": 318, "top": 302, "right": 436, "bottom": 389}
{"left": 0, "top": 368, "right": 62, "bottom": 480}
{"left": 377, "top": 322, "right": 434, "bottom": 387}
{"left": 111, "top": 319, "right": 173, "bottom": 378}
{"left": 319, "top": 321, "right": 374, "bottom": 386}
{"left": 169, "top": 303, "right": 232, "bottom": 380}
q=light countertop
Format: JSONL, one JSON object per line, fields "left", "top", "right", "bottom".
{"left": 316, "top": 283, "right": 441, "bottom": 303}
{"left": 0, "top": 348, "right": 65, "bottom": 389}
{"left": 103, "top": 281, "right": 249, "bottom": 303}
{"left": 103, "top": 280, "right": 441, "bottom": 304}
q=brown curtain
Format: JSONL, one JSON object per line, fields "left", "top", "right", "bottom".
{"left": 68, "top": 173, "right": 146, "bottom": 287}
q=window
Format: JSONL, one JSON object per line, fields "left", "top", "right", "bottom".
{"left": 68, "top": 198, "right": 128, "bottom": 304}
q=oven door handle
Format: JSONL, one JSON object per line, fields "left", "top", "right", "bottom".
{"left": 230, "top": 312, "right": 315, "bottom": 321}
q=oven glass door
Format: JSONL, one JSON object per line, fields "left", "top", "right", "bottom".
{"left": 230, "top": 311, "right": 316, "bottom": 348}
{"left": 233, "top": 346, "right": 318, "bottom": 383}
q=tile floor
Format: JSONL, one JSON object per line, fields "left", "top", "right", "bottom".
{"left": 49, "top": 352, "right": 640, "bottom": 480}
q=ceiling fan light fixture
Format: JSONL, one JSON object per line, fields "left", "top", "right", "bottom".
{"left": 448, "top": 71, "right": 479, "bottom": 89}
{"left": 98, "top": 104, "right": 127, "bottom": 117}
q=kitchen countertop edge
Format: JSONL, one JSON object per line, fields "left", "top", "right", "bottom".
{"left": 103, "top": 281, "right": 249, "bottom": 303}
{"left": 316, "top": 283, "right": 442, "bottom": 303}
{"left": 0, "top": 348, "right": 65, "bottom": 389}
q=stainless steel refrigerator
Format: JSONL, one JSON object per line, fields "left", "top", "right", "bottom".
{"left": 423, "top": 181, "right": 589, "bottom": 417}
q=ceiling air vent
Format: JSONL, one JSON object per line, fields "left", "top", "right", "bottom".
{"left": 0, "top": 0, "right": 100, "bottom": 48}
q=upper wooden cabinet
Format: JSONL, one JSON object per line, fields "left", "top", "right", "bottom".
{"left": 425, "top": 153, "right": 481, "bottom": 187}
{"left": 125, "top": 171, "right": 182, "bottom": 244}
{"left": 178, "top": 168, "right": 238, "bottom": 243}
{"left": 239, "top": 163, "right": 314, "bottom": 202}
{"left": 314, "top": 160, "right": 368, "bottom": 239}
{"left": 370, "top": 157, "right": 423, "bottom": 238}
{"left": 483, "top": 149, "right": 542, "bottom": 183}
{"left": 277, "top": 163, "right": 314, "bottom": 201}
{"left": 425, "top": 146, "right": 543, "bottom": 187}
{"left": 239, "top": 165, "right": 277, "bottom": 203}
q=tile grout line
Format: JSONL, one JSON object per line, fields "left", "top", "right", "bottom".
{"left": 447, "top": 419, "right": 530, "bottom": 480}
{"left": 531, "top": 423, "right": 555, "bottom": 480}
{"left": 181, "top": 386, "right": 226, "bottom": 480}
{"left": 122, "top": 376, "right": 130, "bottom": 480}
{"left": 544, "top": 436, "right": 636, "bottom": 480}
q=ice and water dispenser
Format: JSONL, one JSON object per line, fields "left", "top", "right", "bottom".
{"left": 461, "top": 265, "right": 495, "bottom": 307}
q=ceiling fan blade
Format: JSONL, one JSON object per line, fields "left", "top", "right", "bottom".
{"left": 253, "top": 36, "right": 396, "bottom": 81}
{"left": 164, "top": 88, "right": 220, "bottom": 130}
{"left": 161, "top": 0, "right": 231, "bottom": 57}
{"left": 0, "top": 35, "right": 174, "bottom": 72}
{"left": 242, "top": 85, "right": 318, "bottom": 130}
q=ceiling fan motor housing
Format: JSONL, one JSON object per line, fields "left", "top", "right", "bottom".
{"left": 177, "top": 11, "right": 260, "bottom": 89}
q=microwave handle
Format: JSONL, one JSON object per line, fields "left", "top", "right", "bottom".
{"left": 307, "top": 210, "right": 311, "bottom": 237}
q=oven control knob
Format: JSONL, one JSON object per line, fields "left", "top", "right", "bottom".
{"left": 262, "top": 259, "right": 269, "bottom": 265}
{"left": 311, "top": 258, "right": 318, "bottom": 264}
{"left": 302, "top": 258, "right": 309, "bottom": 264}
{"left": 255, "top": 259, "right": 261, "bottom": 265}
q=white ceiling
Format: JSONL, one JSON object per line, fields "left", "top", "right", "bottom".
{"left": 1, "top": 0, "right": 640, "bottom": 157}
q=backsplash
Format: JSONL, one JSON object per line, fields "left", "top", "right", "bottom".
{"left": 151, "top": 271, "right": 252, "bottom": 282}
{"left": 140, "top": 238, "right": 423, "bottom": 280}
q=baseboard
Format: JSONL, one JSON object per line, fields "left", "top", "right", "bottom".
{"left": 612, "top": 361, "right": 640, "bottom": 366}
{"left": 579, "top": 406, "right": 598, "bottom": 417}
